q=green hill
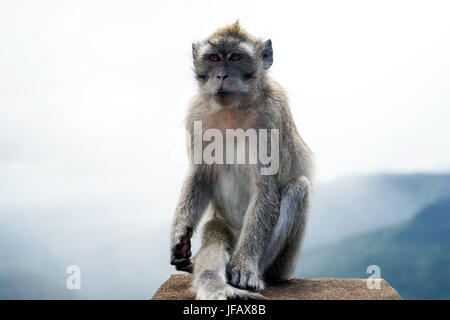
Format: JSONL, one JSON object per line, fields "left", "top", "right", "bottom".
{"left": 304, "top": 173, "right": 450, "bottom": 249}
{"left": 296, "top": 198, "right": 450, "bottom": 299}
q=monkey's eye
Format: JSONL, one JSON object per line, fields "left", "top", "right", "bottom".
{"left": 208, "top": 54, "right": 220, "bottom": 62}
{"left": 229, "top": 53, "right": 242, "bottom": 61}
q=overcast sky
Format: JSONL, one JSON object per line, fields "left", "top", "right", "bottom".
{"left": 1, "top": 0, "right": 449, "bottom": 225}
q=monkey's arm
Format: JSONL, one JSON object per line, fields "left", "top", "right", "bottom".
{"left": 228, "top": 173, "right": 280, "bottom": 290}
{"left": 170, "top": 165, "right": 211, "bottom": 272}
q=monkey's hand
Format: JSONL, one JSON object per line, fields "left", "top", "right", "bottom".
{"left": 227, "top": 257, "right": 265, "bottom": 292}
{"left": 170, "top": 228, "right": 193, "bottom": 273}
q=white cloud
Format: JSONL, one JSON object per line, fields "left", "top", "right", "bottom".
{"left": 1, "top": 0, "right": 449, "bottom": 219}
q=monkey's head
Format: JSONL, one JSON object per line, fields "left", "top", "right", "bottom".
{"left": 192, "top": 21, "right": 273, "bottom": 107}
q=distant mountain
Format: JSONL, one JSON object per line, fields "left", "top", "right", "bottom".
{"left": 0, "top": 272, "right": 82, "bottom": 300}
{"left": 0, "top": 209, "right": 171, "bottom": 299}
{"left": 296, "top": 198, "right": 450, "bottom": 299}
{"left": 303, "top": 173, "right": 450, "bottom": 249}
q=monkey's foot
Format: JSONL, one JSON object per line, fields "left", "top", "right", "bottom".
{"left": 196, "top": 283, "right": 266, "bottom": 300}
{"left": 170, "top": 228, "right": 193, "bottom": 273}
{"left": 227, "top": 265, "right": 265, "bottom": 292}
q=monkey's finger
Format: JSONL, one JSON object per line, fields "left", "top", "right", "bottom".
{"left": 174, "top": 244, "right": 188, "bottom": 256}
{"left": 175, "top": 244, "right": 184, "bottom": 252}
{"left": 228, "top": 288, "right": 267, "bottom": 300}
{"left": 228, "top": 267, "right": 241, "bottom": 287}
{"left": 172, "top": 247, "right": 192, "bottom": 259}
{"left": 229, "top": 293, "right": 248, "bottom": 301}
{"left": 172, "top": 258, "right": 193, "bottom": 273}
{"left": 172, "top": 249, "right": 185, "bottom": 259}
{"left": 174, "top": 240, "right": 190, "bottom": 254}
{"left": 175, "top": 239, "right": 187, "bottom": 249}
{"left": 170, "top": 257, "right": 190, "bottom": 265}
{"left": 238, "top": 271, "right": 250, "bottom": 289}
{"left": 176, "top": 262, "right": 193, "bottom": 273}
{"left": 246, "top": 293, "right": 268, "bottom": 300}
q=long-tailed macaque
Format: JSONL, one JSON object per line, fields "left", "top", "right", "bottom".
{"left": 170, "top": 22, "right": 313, "bottom": 299}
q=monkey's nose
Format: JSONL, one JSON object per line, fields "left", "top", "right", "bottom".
{"left": 217, "top": 74, "right": 229, "bottom": 80}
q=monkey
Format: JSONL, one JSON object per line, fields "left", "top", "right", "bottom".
{"left": 170, "top": 21, "right": 313, "bottom": 300}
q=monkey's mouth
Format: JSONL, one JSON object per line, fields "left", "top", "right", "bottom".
{"left": 215, "top": 90, "right": 235, "bottom": 96}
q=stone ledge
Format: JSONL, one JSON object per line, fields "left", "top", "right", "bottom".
{"left": 152, "top": 274, "right": 402, "bottom": 300}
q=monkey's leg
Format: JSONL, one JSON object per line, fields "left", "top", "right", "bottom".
{"left": 227, "top": 174, "right": 280, "bottom": 292}
{"left": 261, "top": 176, "right": 311, "bottom": 282}
{"left": 192, "top": 219, "right": 264, "bottom": 300}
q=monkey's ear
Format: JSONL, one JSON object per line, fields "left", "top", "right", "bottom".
{"left": 192, "top": 42, "right": 199, "bottom": 59}
{"left": 262, "top": 39, "right": 273, "bottom": 70}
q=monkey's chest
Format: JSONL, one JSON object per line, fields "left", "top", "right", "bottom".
{"left": 212, "top": 165, "right": 254, "bottom": 226}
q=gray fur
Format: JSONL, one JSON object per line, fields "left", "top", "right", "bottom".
{"left": 170, "top": 22, "right": 313, "bottom": 299}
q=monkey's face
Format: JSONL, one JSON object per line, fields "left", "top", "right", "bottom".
{"left": 193, "top": 36, "right": 273, "bottom": 107}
